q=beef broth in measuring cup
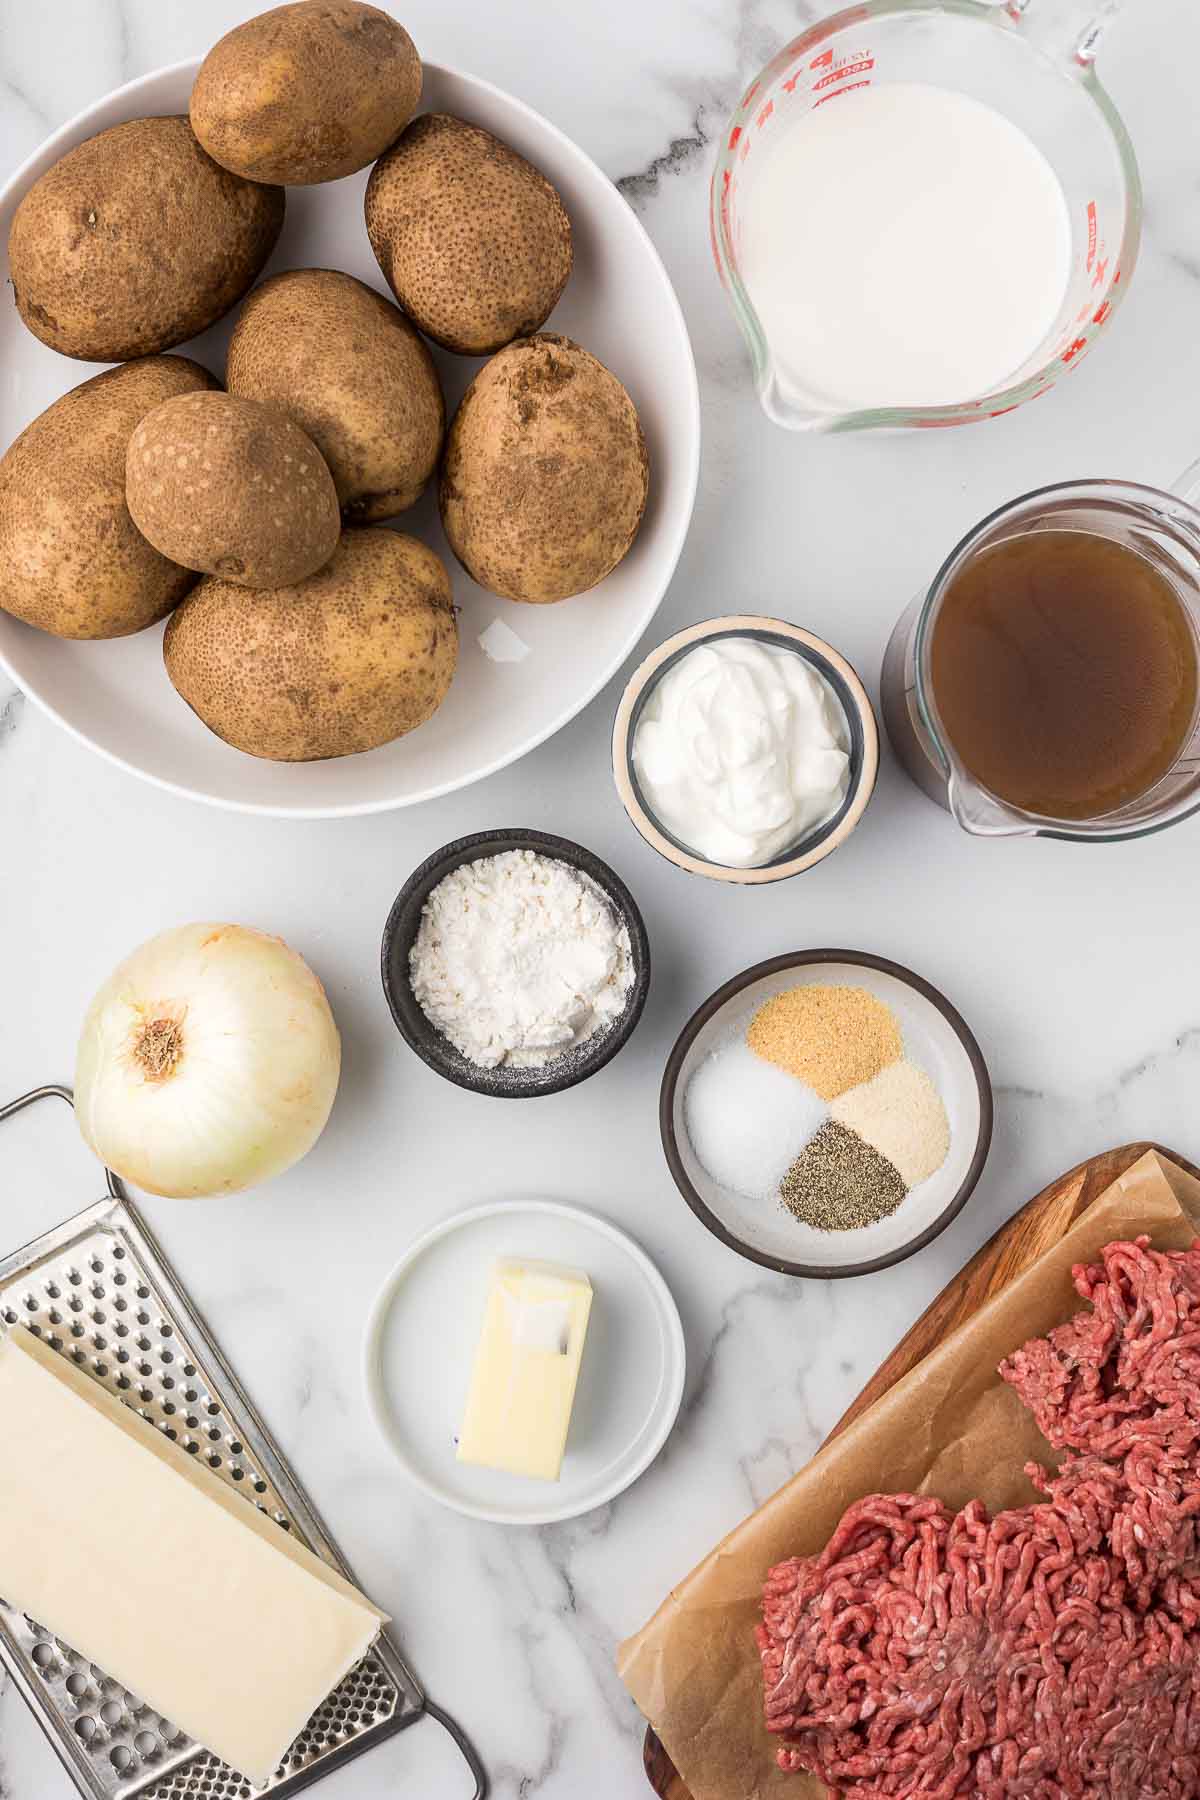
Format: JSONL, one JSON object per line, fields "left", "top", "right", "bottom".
{"left": 881, "top": 478, "right": 1200, "bottom": 842}
{"left": 931, "top": 531, "right": 1198, "bottom": 821}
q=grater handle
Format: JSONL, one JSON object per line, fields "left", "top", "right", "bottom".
{"left": 424, "top": 1698, "right": 489, "bottom": 1798}
{"left": 0, "top": 1083, "right": 127, "bottom": 1201}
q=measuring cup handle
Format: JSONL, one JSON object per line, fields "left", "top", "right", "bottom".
{"left": 1173, "top": 459, "right": 1200, "bottom": 508}
{"left": 1006, "top": 0, "right": 1124, "bottom": 68}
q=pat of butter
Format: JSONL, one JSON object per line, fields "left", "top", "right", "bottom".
{"left": 0, "top": 1327, "right": 386, "bottom": 1788}
{"left": 457, "top": 1259, "right": 593, "bottom": 1482}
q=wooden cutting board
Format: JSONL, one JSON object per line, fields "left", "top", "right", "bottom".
{"left": 641, "top": 1141, "right": 1199, "bottom": 1800}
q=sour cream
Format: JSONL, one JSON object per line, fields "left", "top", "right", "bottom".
{"left": 632, "top": 638, "right": 851, "bottom": 867}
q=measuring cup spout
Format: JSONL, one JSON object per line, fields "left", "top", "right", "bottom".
{"left": 1006, "top": 0, "right": 1124, "bottom": 69}
{"left": 946, "top": 772, "right": 1035, "bottom": 839}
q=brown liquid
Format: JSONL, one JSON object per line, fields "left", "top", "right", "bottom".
{"left": 930, "top": 529, "right": 1198, "bottom": 820}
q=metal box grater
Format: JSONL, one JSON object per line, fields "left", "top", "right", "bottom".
{"left": 0, "top": 1181, "right": 429, "bottom": 1800}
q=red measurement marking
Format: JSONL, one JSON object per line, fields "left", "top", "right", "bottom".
{"left": 1091, "top": 255, "right": 1108, "bottom": 290}
{"left": 782, "top": 69, "right": 804, "bottom": 93}
{"left": 1093, "top": 299, "right": 1112, "bottom": 325}
{"left": 1086, "top": 200, "right": 1097, "bottom": 270}
{"left": 814, "top": 80, "right": 871, "bottom": 106}
{"left": 742, "top": 80, "right": 761, "bottom": 108}
{"left": 739, "top": 134, "right": 751, "bottom": 161}
{"left": 1061, "top": 337, "right": 1088, "bottom": 365}
{"left": 728, "top": 124, "right": 742, "bottom": 151}
{"left": 756, "top": 99, "right": 774, "bottom": 128}
{"left": 810, "top": 48, "right": 835, "bottom": 68}
{"left": 988, "top": 405, "right": 1021, "bottom": 418}
{"left": 814, "top": 57, "right": 874, "bottom": 90}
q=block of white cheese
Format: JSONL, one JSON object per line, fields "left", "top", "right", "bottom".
{"left": 457, "top": 1259, "right": 593, "bottom": 1482}
{"left": 0, "top": 1327, "right": 386, "bottom": 1787}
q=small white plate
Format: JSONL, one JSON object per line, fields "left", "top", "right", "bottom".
{"left": 363, "top": 1199, "right": 685, "bottom": 1524}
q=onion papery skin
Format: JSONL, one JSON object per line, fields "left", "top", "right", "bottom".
{"left": 75, "top": 922, "right": 341, "bottom": 1199}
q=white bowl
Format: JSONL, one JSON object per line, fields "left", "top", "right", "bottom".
{"left": 662, "top": 951, "right": 993, "bottom": 1277}
{"left": 0, "top": 61, "right": 699, "bottom": 817}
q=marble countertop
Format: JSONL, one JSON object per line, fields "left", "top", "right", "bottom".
{"left": 4, "top": 2, "right": 1200, "bottom": 1795}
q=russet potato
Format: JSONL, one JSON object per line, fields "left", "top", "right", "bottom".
{"left": 226, "top": 269, "right": 444, "bottom": 522}
{"left": 8, "top": 118, "right": 283, "bottom": 362}
{"left": 190, "top": 1, "right": 421, "bottom": 185}
{"left": 163, "top": 528, "right": 458, "bottom": 761}
{"left": 439, "top": 334, "right": 649, "bottom": 603}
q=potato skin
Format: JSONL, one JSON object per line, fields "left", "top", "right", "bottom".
{"left": 190, "top": 2, "right": 421, "bottom": 185}
{"left": 226, "top": 269, "right": 444, "bottom": 522}
{"left": 8, "top": 118, "right": 284, "bottom": 363}
{"left": 439, "top": 334, "right": 649, "bottom": 604}
{"left": 163, "top": 529, "right": 458, "bottom": 761}
{"left": 365, "top": 113, "right": 572, "bottom": 355}
{"left": 126, "top": 391, "right": 341, "bottom": 589}
{"left": 0, "top": 357, "right": 217, "bottom": 640}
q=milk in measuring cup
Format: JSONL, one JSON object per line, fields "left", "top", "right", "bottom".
{"left": 739, "top": 82, "right": 1072, "bottom": 411}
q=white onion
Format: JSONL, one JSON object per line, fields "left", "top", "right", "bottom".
{"left": 75, "top": 923, "right": 341, "bottom": 1199}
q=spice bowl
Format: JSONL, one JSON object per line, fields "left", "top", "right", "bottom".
{"left": 612, "top": 616, "right": 879, "bottom": 885}
{"left": 381, "top": 829, "right": 650, "bottom": 1098}
{"left": 661, "top": 951, "right": 992, "bottom": 1278}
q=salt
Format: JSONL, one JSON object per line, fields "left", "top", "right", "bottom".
{"left": 684, "top": 1040, "right": 825, "bottom": 1200}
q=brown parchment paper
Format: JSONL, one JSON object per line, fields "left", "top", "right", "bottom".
{"left": 619, "top": 1152, "right": 1200, "bottom": 1800}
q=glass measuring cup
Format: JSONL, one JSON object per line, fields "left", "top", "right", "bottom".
{"left": 881, "top": 469, "right": 1200, "bottom": 841}
{"left": 711, "top": 0, "right": 1140, "bottom": 431}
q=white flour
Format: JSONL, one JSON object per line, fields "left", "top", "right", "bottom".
{"left": 409, "top": 850, "right": 634, "bottom": 1070}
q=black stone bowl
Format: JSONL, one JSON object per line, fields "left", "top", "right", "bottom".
{"left": 381, "top": 829, "right": 651, "bottom": 1098}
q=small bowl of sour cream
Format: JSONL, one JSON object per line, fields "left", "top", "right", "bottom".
{"left": 612, "top": 616, "right": 878, "bottom": 884}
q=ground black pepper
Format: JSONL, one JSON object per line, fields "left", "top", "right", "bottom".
{"left": 780, "top": 1120, "right": 907, "bottom": 1231}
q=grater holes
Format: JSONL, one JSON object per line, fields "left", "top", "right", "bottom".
{"left": 110, "top": 1745, "right": 132, "bottom": 1772}
{"left": 31, "top": 1642, "right": 56, "bottom": 1673}
{"left": 135, "top": 1729, "right": 158, "bottom": 1757}
{"left": 100, "top": 1699, "right": 123, "bottom": 1727}
{"left": 23, "top": 1294, "right": 36, "bottom": 1311}
{"left": 48, "top": 1308, "right": 62, "bottom": 1325}
{"left": 88, "top": 1257, "right": 103, "bottom": 1274}
{"left": 113, "top": 1269, "right": 127, "bottom": 1285}
{"left": 231, "top": 1466, "right": 244, "bottom": 1480}
{"left": 69, "top": 1295, "right": 83, "bottom": 1314}
{"left": 137, "top": 1335, "right": 151, "bottom": 1352}
{"left": 74, "top": 1715, "right": 98, "bottom": 1743}
{"left": 45, "top": 1280, "right": 61, "bottom": 1299}
{"left": 183, "top": 1362, "right": 196, "bottom": 1377}
{"left": 112, "top": 1245, "right": 125, "bottom": 1259}
{"left": 2, "top": 1307, "right": 16, "bottom": 1324}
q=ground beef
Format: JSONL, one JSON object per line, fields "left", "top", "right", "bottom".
{"left": 758, "top": 1238, "right": 1200, "bottom": 1797}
